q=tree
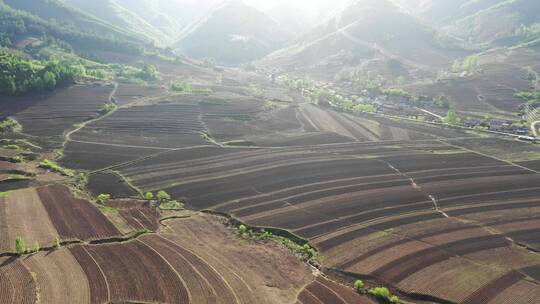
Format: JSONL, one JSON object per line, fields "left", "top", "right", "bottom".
{"left": 156, "top": 190, "right": 171, "bottom": 202}
{"left": 55, "top": 237, "right": 61, "bottom": 249}
{"left": 15, "top": 236, "right": 26, "bottom": 255}
{"left": 43, "top": 71, "right": 56, "bottom": 89}
{"left": 33, "top": 241, "right": 40, "bottom": 253}
{"left": 6, "top": 77, "right": 16, "bottom": 95}
{"left": 354, "top": 280, "right": 364, "bottom": 292}
{"left": 139, "top": 64, "right": 158, "bottom": 80}
{"left": 238, "top": 225, "right": 247, "bottom": 234}
{"left": 444, "top": 110, "right": 460, "bottom": 125}
{"left": 144, "top": 192, "right": 154, "bottom": 200}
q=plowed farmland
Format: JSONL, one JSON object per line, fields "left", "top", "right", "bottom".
{"left": 109, "top": 137, "right": 540, "bottom": 303}
{"left": 3, "top": 53, "right": 540, "bottom": 304}
{"left": 1, "top": 84, "right": 113, "bottom": 147}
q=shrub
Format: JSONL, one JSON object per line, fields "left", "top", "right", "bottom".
{"left": 159, "top": 200, "right": 184, "bottom": 210}
{"left": 33, "top": 241, "right": 40, "bottom": 253}
{"left": 368, "top": 287, "right": 399, "bottom": 303}
{"left": 97, "top": 193, "right": 111, "bottom": 204}
{"left": 171, "top": 83, "right": 193, "bottom": 93}
{"left": 354, "top": 279, "right": 365, "bottom": 291}
{"left": 156, "top": 190, "right": 171, "bottom": 202}
{"left": 238, "top": 225, "right": 247, "bottom": 234}
{"left": 144, "top": 192, "right": 154, "bottom": 200}
{"left": 38, "top": 159, "right": 73, "bottom": 176}
{"left": 15, "top": 236, "right": 26, "bottom": 255}
{"left": 444, "top": 110, "right": 460, "bottom": 125}
{"left": 55, "top": 237, "right": 61, "bottom": 249}
{"left": 101, "top": 103, "right": 115, "bottom": 114}
{"left": 0, "top": 118, "right": 22, "bottom": 133}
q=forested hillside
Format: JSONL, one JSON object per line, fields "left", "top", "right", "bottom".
{"left": 0, "top": 0, "right": 142, "bottom": 54}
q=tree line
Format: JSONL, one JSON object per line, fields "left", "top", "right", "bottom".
{"left": 0, "top": 50, "right": 84, "bottom": 95}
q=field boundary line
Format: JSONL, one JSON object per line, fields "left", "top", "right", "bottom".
{"left": 137, "top": 239, "right": 192, "bottom": 303}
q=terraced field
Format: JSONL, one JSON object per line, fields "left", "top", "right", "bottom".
{"left": 109, "top": 138, "right": 540, "bottom": 303}
{"left": 2, "top": 52, "right": 540, "bottom": 303}
{"left": 2, "top": 212, "right": 352, "bottom": 304}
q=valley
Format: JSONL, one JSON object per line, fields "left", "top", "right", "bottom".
{"left": 1, "top": 0, "right": 540, "bottom": 303}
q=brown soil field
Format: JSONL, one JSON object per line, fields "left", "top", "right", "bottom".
{"left": 71, "top": 102, "right": 208, "bottom": 149}
{"left": 0, "top": 188, "right": 58, "bottom": 253}
{"left": 114, "top": 83, "right": 166, "bottom": 106}
{"left": 105, "top": 199, "right": 160, "bottom": 231}
{"left": 86, "top": 172, "right": 138, "bottom": 198}
{"left": 79, "top": 240, "right": 190, "bottom": 303}
{"left": 36, "top": 185, "right": 120, "bottom": 241}
{"left": 1, "top": 84, "right": 112, "bottom": 147}
{"left": 156, "top": 214, "right": 314, "bottom": 304}
{"left": 60, "top": 140, "right": 165, "bottom": 170}
{"left": 0, "top": 258, "right": 36, "bottom": 304}
{"left": 52, "top": 213, "right": 317, "bottom": 304}
{"left": 297, "top": 276, "right": 374, "bottom": 304}
{"left": 23, "top": 249, "right": 91, "bottom": 304}
{"left": 106, "top": 138, "right": 540, "bottom": 302}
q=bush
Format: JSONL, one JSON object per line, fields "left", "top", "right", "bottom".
{"left": 238, "top": 225, "right": 247, "bottom": 234}
{"left": 444, "top": 110, "right": 460, "bottom": 125}
{"left": 100, "top": 103, "right": 115, "bottom": 114}
{"left": 156, "top": 190, "right": 171, "bottom": 202}
{"left": 368, "top": 287, "right": 399, "bottom": 303}
{"left": 15, "top": 236, "right": 26, "bottom": 255}
{"left": 38, "top": 159, "right": 73, "bottom": 176}
{"left": 0, "top": 118, "right": 22, "bottom": 133}
{"left": 159, "top": 200, "right": 183, "bottom": 210}
{"left": 171, "top": 83, "right": 192, "bottom": 93}
{"left": 96, "top": 193, "right": 111, "bottom": 204}
{"left": 144, "top": 192, "right": 154, "bottom": 200}
{"left": 354, "top": 279, "right": 365, "bottom": 291}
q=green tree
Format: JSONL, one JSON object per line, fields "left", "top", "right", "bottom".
{"left": 43, "top": 71, "right": 56, "bottom": 89}
{"left": 354, "top": 280, "right": 364, "bottom": 292}
{"left": 444, "top": 110, "right": 460, "bottom": 125}
{"left": 55, "top": 237, "right": 61, "bottom": 249}
{"left": 33, "top": 241, "right": 40, "bottom": 253}
{"left": 6, "top": 77, "right": 16, "bottom": 95}
{"left": 156, "top": 190, "right": 171, "bottom": 202}
{"left": 238, "top": 225, "right": 247, "bottom": 234}
{"left": 15, "top": 236, "right": 26, "bottom": 255}
{"left": 144, "top": 192, "right": 154, "bottom": 200}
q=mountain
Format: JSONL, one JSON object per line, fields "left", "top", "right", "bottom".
{"left": 262, "top": 0, "right": 466, "bottom": 80}
{"left": 0, "top": 0, "right": 145, "bottom": 54}
{"left": 175, "top": 0, "right": 293, "bottom": 65}
{"left": 3, "top": 0, "right": 141, "bottom": 43}
{"left": 394, "top": 0, "right": 540, "bottom": 47}
{"left": 64, "top": 0, "right": 170, "bottom": 45}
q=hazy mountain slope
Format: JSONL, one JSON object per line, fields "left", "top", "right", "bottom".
{"left": 448, "top": 0, "right": 540, "bottom": 46}
{"left": 175, "top": 0, "right": 292, "bottom": 65}
{"left": 263, "top": 0, "right": 466, "bottom": 79}
{"left": 0, "top": 0, "right": 143, "bottom": 54}
{"left": 3, "top": 0, "right": 141, "bottom": 43}
{"left": 394, "top": 0, "right": 540, "bottom": 47}
{"left": 64, "top": 0, "right": 169, "bottom": 44}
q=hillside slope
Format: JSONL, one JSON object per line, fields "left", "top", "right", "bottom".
{"left": 64, "top": 0, "right": 169, "bottom": 45}
{"left": 263, "top": 0, "right": 466, "bottom": 80}
{"left": 176, "top": 0, "right": 292, "bottom": 65}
